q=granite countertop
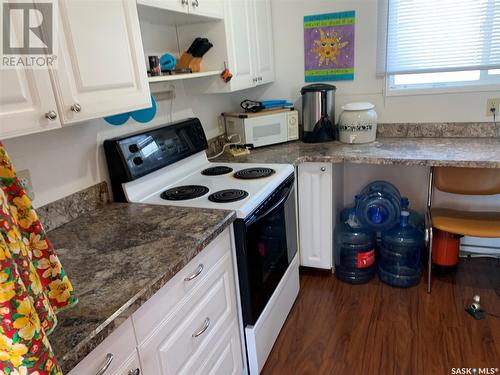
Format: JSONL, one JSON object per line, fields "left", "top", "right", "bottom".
{"left": 48, "top": 203, "right": 236, "bottom": 373}
{"left": 216, "top": 138, "right": 500, "bottom": 168}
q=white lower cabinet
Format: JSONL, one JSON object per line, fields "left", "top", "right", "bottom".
{"left": 298, "top": 162, "right": 333, "bottom": 269}
{"left": 133, "top": 227, "right": 244, "bottom": 375}
{"left": 70, "top": 228, "right": 244, "bottom": 375}
{"left": 68, "top": 319, "right": 141, "bottom": 375}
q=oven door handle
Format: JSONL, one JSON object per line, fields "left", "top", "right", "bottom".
{"left": 246, "top": 186, "right": 293, "bottom": 226}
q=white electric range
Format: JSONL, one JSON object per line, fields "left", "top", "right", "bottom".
{"left": 104, "top": 118, "right": 299, "bottom": 375}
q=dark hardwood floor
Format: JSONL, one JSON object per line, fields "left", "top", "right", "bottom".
{"left": 262, "top": 258, "right": 500, "bottom": 375}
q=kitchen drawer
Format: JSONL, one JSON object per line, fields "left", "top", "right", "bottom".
{"left": 135, "top": 249, "right": 239, "bottom": 374}
{"left": 184, "top": 319, "right": 243, "bottom": 375}
{"left": 68, "top": 319, "right": 140, "bottom": 375}
{"left": 133, "top": 228, "right": 231, "bottom": 341}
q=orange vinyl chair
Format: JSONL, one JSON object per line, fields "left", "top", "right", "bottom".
{"left": 425, "top": 167, "right": 500, "bottom": 293}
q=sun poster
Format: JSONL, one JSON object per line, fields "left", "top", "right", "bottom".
{"left": 304, "top": 11, "right": 355, "bottom": 82}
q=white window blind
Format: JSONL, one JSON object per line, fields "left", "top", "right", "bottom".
{"left": 384, "top": 0, "right": 500, "bottom": 75}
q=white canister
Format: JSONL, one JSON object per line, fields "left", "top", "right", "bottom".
{"left": 338, "top": 102, "right": 377, "bottom": 144}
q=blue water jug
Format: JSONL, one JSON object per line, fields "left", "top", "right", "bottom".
{"left": 334, "top": 209, "right": 377, "bottom": 284}
{"left": 356, "top": 181, "right": 401, "bottom": 231}
{"left": 400, "top": 197, "right": 425, "bottom": 233}
{"left": 379, "top": 211, "right": 425, "bottom": 287}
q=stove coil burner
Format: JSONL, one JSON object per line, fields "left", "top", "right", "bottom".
{"left": 234, "top": 167, "right": 275, "bottom": 179}
{"left": 160, "top": 185, "right": 209, "bottom": 201}
{"left": 201, "top": 166, "right": 234, "bottom": 176}
{"left": 208, "top": 189, "right": 249, "bottom": 203}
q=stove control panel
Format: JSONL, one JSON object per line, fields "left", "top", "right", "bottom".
{"left": 104, "top": 118, "right": 208, "bottom": 201}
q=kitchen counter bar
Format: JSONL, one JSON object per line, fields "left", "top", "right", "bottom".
{"left": 48, "top": 203, "right": 236, "bottom": 373}
{"left": 216, "top": 138, "right": 500, "bottom": 168}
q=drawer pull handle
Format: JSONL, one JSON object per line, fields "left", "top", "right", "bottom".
{"left": 128, "top": 369, "right": 140, "bottom": 375}
{"left": 70, "top": 103, "right": 82, "bottom": 113}
{"left": 192, "top": 318, "right": 210, "bottom": 338}
{"left": 45, "top": 110, "right": 57, "bottom": 120}
{"left": 96, "top": 353, "right": 113, "bottom": 375}
{"left": 184, "top": 264, "right": 204, "bottom": 281}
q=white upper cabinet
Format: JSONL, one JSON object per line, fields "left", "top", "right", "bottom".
{"left": 137, "top": 0, "right": 223, "bottom": 20}
{"left": 250, "top": 0, "right": 274, "bottom": 85}
{"left": 0, "top": 0, "right": 151, "bottom": 139}
{"left": 138, "top": 0, "right": 188, "bottom": 14}
{"left": 52, "top": 0, "right": 151, "bottom": 124}
{"left": 0, "top": 3, "right": 61, "bottom": 139}
{"left": 205, "top": 0, "right": 275, "bottom": 92}
{"left": 189, "top": 0, "right": 223, "bottom": 19}
{"left": 0, "top": 62, "right": 61, "bottom": 139}
{"left": 222, "top": 0, "right": 255, "bottom": 91}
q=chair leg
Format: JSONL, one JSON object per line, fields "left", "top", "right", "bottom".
{"left": 427, "top": 227, "right": 433, "bottom": 293}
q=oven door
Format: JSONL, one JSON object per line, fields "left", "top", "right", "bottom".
{"left": 234, "top": 173, "right": 297, "bottom": 325}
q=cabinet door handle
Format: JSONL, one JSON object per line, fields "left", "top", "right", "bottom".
{"left": 320, "top": 167, "right": 326, "bottom": 172}
{"left": 192, "top": 318, "right": 210, "bottom": 338}
{"left": 45, "top": 110, "right": 57, "bottom": 120}
{"left": 70, "top": 103, "right": 82, "bottom": 113}
{"left": 184, "top": 264, "right": 204, "bottom": 281}
{"left": 95, "top": 353, "right": 113, "bottom": 375}
{"left": 181, "top": 0, "right": 188, "bottom": 5}
{"left": 128, "top": 369, "right": 140, "bottom": 375}
{"left": 191, "top": 0, "right": 199, "bottom": 6}
{"left": 258, "top": 76, "right": 262, "bottom": 81}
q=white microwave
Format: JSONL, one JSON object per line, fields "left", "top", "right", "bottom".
{"left": 224, "top": 110, "right": 299, "bottom": 148}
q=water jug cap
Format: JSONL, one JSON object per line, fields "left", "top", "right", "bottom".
{"left": 401, "top": 197, "right": 409, "bottom": 208}
{"left": 347, "top": 208, "right": 360, "bottom": 228}
{"left": 400, "top": 210, "right": 410, "bottom": 227}
{"left": 369, "top": 207, "right": 384, "bottom": 224}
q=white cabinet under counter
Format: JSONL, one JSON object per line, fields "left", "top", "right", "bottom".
{"left": 67, "top": 319, "right": 141, "bottom": 375}
{"left": 297, "top": 162, "right": 343, "bottom": 270}
{"left": 133, "top": 228, "right": 244, "bottom": 375}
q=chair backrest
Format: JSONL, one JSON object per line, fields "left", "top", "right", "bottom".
{"left": 433, "top": 167, "right": 500, "bottom": 195}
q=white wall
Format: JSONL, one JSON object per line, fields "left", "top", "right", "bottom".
{"left": 253, "top": 0, "right": 497, "bottom": 123}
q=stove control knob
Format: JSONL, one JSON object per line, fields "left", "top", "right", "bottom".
{"left": 129, "top": 144, "right": 139, "bottom": 153}
{"left": 133, "top": 157, "right": 143, "bottom": 166}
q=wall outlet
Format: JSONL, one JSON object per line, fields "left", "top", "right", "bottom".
{"left": 17, "top": 169, "right": 35, "bottom": 201}
{"left": 486, "top": 98, "right": 500, "bottom": 117}
{"left": 150, "top": 82, "right": 175, "bottom": 101}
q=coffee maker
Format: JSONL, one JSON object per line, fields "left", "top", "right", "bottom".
{"left": 300, "top": 84, "right": 336, "bottom": 143}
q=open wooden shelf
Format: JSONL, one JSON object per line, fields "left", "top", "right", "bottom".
{"left": 148, "top": 70, "right": 220, "bottom": 83}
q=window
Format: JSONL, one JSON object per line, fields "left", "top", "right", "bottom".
{"left": 379, "top": 0, "right": 500, "bottom": 94}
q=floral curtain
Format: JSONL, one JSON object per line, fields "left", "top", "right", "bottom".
{"left": 0, "top": 143, "right": 77, "bottom": 374}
